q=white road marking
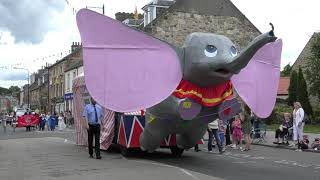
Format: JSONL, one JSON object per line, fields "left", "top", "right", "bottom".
{"left": 129, "top": 159, "right": 223, "bottom": 180}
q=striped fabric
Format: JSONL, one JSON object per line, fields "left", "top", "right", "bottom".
{"left": 73, "top": 76, "right": 115, "bottom": 150}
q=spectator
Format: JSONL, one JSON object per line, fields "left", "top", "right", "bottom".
{"left": 241, "top": 105, "right": 252, "bottom": 151}
{"left": 231, "top": 114, "right": 242, "bottom": 150}
{"left": 311, "top": 138, "right": 320, "bottom": 150}
{"left": 49, "top": 113, "right": 56, "bottom": 131}
{"left": 291, "top": 102, "right": 305, "bottom": 148}
{"left": 298, "top": 135, "right": 309, "bottom": 150}
{"left": 46, "top": 112, "right": 51, "bottom": 131}
{"left": 218, "top": 119, "right": 226, "bottom": 151}
{"left": 207, "top": 119, "right": 224, "bottom": 153}
{"left": 58, "top": 113, "right": 66, "bottom": 131}
{"left": 274, "top": 113, "right": 291, "bottom": 143}
{"left": 39, "top": 114, "right": 46, "bottom": 131}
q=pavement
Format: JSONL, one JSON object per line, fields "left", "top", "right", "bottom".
{"left": 251, "top": 130, "right": 320, "bottom": 153}
{"left": 1, "top": 125, "right": 320, "bottom": 180}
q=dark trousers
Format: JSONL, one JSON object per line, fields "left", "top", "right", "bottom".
{"left": 208, "top": 129, "right": 222, "bottom": 152}
{"left": 275, "top": 128, "right": 288, "bottom": 139}
{"left": 88, "top": 124, "right": 101, "bottom": 157}
{"left": 225, "top": 124, "right": 231, "bottom": 145}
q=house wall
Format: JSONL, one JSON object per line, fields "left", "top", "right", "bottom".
{"left": 144, "top": 11, "right": 260, "bottom": 50}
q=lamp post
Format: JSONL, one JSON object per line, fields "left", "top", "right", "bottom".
{"left": 13, "top": 67, "right": 30, "bottom": 110}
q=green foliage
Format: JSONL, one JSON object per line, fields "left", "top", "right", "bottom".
{"left": 265, "top": 102, "right": 293, "bottom": 125}
{"left": 8, "top": 86, "right": 20, "bottom": 94}
{"left": 115, "top": 12, "right": 143, "bottom": 22}
{"left": 306, "top": 34, "right": 320, "bottom": 101}
{"left": 281, "top": 63, "right": 292, "bottom": 77}
{"left": 0, "top": 86, "right": 10, "bottom": 95}
{"left": 297, "top": 68, "right": 313, "bottom": 116}
{"left": 287, "top": 71, "right": 298, "bottom": 106}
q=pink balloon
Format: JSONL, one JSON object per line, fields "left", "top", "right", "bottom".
{"left": 76, "top": 9, "right": 182, "bottom": 112}
{"left": 231, "top": 39, "right": 283, "bottom": 118}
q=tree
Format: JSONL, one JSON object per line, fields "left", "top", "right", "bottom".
{"left": 0, "top": 86, "right": 10, "bottom": 95}
{"left": 8, "top": 86, "right": 20, "bottom": 93}
{"left": 115, "top": 12, "right": 143, "bottom": 22}
{"left": 306, "top": 34, "right": 320, "bottom": 101}
{"left": 287, "top": 71, "right": 298, "bottom": 106}
{"left": 281, "top": 63, "right": 292, "bottom": 77}
{"left": 297, "top": 68, "right": 313, "bottom": 116}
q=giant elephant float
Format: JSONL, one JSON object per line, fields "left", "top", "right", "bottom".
{"left": 76, "top": 9, "right": 282, "bottom": 153}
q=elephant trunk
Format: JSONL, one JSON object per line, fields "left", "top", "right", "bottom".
{"left": 228, "top": 30, "right": 277, "bottom": 74}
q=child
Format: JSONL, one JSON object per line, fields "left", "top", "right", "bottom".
{"left": 298, "top": 135, "right": 309, "bottom": 151}
{"left": 311, "top": 138, "right": 320, "bottom": 151}
{"left": 231, "top": 114, "right": 242, "bottom": 150}
{"left": 218, "top": 119, "right": 226, "bottom": 151}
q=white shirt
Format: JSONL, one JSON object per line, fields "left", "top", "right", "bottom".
{"left": 293, "top": 108, "right": 304, "bottom": 127}
{"left": 208, "top": 119, "right": 219, "bottom": 129}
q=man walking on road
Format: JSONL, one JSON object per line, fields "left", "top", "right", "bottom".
{"left": 83, "top": 97, "right": 103, "bottom": 159}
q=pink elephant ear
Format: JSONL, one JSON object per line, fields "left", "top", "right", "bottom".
{"left": 231, "top": 39, "right": 283, "bottom": 118}
{"left": 76, "top": 9, "right": 182, "bottom": 112}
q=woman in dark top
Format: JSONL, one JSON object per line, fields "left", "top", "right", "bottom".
{"left": 274, "top": 113, "right": 291, "bottom": 143}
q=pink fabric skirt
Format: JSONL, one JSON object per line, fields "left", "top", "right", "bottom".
{"left": 232, "top": 128, "right": 242, "bottom": 141}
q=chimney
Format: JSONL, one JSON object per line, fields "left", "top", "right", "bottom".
{"left": 71, "top": 42, "right": 81, "bottom": 53}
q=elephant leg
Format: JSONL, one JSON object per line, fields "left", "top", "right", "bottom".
{"left": 139, "top": 115, "right": 171, "bottom": 152}
{"left": 176, "top": 123, "right": 207, "bottom": 149}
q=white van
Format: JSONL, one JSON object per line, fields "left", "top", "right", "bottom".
{"left": 15, "top": 108, "right": 26, "bottom": 118}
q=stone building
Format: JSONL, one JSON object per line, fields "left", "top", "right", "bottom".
{"left": 48, "top": 42, "right": 81, "bottom": 114}
{"left": 64, "top": 49, "right": 83, "bottom": 113}
{"left": 141, "top": 0, "right": 261, "bottom": 50}
{"left": 28, "top": 68, "right": 49, "bottom": 112}
{"left": 29, "top": 73, "right": 40, "bottom": 110}
{"left": 292, "top": 32, "right": 320, "bottom": 107}
{"left": 20, "top": 84, "right": 29, "bottom": 109}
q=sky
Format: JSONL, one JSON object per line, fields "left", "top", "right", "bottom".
{"left": 0, "top": 0, "right": 320, "bottom": 88}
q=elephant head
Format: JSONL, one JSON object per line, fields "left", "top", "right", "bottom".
{"left": 182, "top": 29, "right": 277, "bottom": 87}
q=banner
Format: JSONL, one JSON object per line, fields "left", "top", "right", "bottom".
{"left": 17, "top": 115, "right": 40, "bottom": 127}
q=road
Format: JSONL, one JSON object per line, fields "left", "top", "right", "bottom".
{"left": 0, "top": 126, "right": 319, "bottom": 180}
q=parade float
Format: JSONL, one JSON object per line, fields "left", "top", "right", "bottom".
{"left": 74, "top": 9, "right": 282, "bottom": 156}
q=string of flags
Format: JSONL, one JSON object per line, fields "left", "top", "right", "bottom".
{"left": 0, "top": 49, "right": 73, "bottom": 70}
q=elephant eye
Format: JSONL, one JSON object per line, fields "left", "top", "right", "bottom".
{"left": 204, "top": 45, "right": 217, "bottom": 57}
{"left": 230, "top": 46, "right": 237, "bottom": 57}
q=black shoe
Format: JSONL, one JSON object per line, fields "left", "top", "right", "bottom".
{"left": 89, "top": 155, "right": 93, "bottom": 158}
{"left": 96, "top": 156, "right": 101, "bottom": 159}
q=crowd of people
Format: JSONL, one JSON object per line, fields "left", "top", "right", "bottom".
{"left": 195, "top": 101, "right": 320, "bottom": 153}
{"left": 37, "top": 111, "right": 73, "bottom": 131}
{"left": 1, "top": 110, "right": 74, "bottom": 132}
{"left": 195, "top": 104, "right": 256, "bottom": 153}
{"left": 273, "top": 102, "right": 320, "bottom": 151}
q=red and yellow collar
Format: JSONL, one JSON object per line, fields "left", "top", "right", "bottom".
{"left": 173, "top": 79, "right": 233, "bottom": 107}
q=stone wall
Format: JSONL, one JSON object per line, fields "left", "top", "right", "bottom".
{"left": 292, "top": 33, "right": 319, "bottom": 72}
{"left": 292, "top": 33, "right": 320, "bottom": 108}
{"left": 144, "top": 11, "right": 260, "bottom": 51}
